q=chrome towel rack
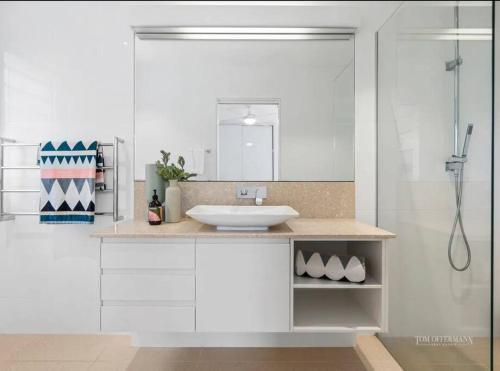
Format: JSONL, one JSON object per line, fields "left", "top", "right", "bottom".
{"left": 0, "top": 137, "right": 124, "bottom": 222}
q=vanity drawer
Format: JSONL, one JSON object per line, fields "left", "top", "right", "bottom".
{"left": 101, "top": 274, "right": 195, "bottom": 301}
{"left": 101, "top": 306, "right": 195, "bottom": 332}
{"left": 101, "top": 239, "right": 195, "bottom": 270}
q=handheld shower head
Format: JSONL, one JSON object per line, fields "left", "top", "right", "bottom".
{"left": 461, "top": 124, "right": 473, "bottom": 157}
{"left": 447, "top": 122, "right": 473, "bottom": 272}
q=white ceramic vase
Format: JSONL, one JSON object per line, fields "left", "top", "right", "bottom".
{"left": 164, "top": 180, "right": 181, "bottom": 223}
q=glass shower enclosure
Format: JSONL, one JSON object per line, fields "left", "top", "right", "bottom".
{"left": 377, "top": 1, "right": 493, "bottom": 370}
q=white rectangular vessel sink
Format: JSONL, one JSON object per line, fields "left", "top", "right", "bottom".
{"left": 186, "top": 205, "right": 299, "bottom": 230}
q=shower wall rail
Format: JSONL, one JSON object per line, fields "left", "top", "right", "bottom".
{"left": 0, "top": 137, "right": 124, "bottom": 222}
{"left": 398, "top": 27, "right": 492, "bottom": 41}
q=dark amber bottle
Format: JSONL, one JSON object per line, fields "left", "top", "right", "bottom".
{"left": 148, "top": 189, "right": 162, "bottom": 225}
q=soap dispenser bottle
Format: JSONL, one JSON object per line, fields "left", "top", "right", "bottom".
{"left": 148, "top": 189, "right": 163, "bottom": 225}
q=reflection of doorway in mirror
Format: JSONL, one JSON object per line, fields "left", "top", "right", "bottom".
{"left": 217, "top": 100, "right": 279, "bottom": 181}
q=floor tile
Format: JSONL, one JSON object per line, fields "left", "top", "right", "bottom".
{"left": 127, "top": 361, "right": 197, "bottom": 371}
{"left": 380, "top": 336, "right": 491, "bottom": 370}
{"left": 12, "top": 335, "right": 120, "bottom": 362}
{"left": 402, "top": 365, "right": 487, "bottom": 371}
{"left": 88, "top": 361, "right": 132, "bottom": 371}
{"left": 2, "top": 361, "right": 91, "bottom": 371}
{"left": 127, "top": 347, "right": 202, "bottom": 362}
{"left": 124, "top": 348, "right": 201, "bottom": 371}
{"left": 196, "top": 362, "right": 344, "bottom": 371}
{"left": 0, "top": 362, "right": 14, "bottom": 371}
{"left": 0, "top": 336, "right": 40, "bottom": 361}
{"left": 365, "top": 361, "right": 404, "bottom": 371}
{"left": 198, "top": 347, "right": 361, "bottom": 364}
{"left": 95, "top": 345, "right": 138, "bottom": 362}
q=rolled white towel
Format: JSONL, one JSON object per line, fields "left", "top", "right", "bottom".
{"left": 325, "top": 255, "right": 345, "bottom": 281}
{"left": 344, "top": 256, "right": 366, "bottom": 283}
{"left": 305, "top": 252, "right": 325, "bottom": 278}
{"left": 295, "top": 250, "right": 307, "bottom": 276}
{"left": 295, "top": 249, "right": 366, "bottom": 283}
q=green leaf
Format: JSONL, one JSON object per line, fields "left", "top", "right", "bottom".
{"left": 155, "top": 150, "right": 196, "bottom": 181}
{"left": 178, "top": 156, "right": 185, "bottom": 169}
{"left": 160, "top": 150, "right": 170, "bottom": 166}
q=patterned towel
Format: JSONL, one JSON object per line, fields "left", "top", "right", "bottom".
{"left": 39, "top": 141, "right": 98, "bottom": 224}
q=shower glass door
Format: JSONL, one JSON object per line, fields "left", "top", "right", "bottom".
{"left": 377, "top": 1, "right": 493, "bottom": 370}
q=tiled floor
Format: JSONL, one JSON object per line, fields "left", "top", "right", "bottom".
{"left": 2, "top": 333, "right": 497, "bottom": 370}
{"left": 0, "top": 334, "right": 379, "bottom": 371}
{"left": 380, "top": 336, "right": 494, "bottom": 371}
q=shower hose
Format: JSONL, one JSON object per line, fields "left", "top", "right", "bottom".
{"left": 448, "top": 169, "right": 471, "bottom": 271}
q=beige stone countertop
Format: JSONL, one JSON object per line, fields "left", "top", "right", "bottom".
{"left": 92, "top": 218, "right": 395, "bottom": 240}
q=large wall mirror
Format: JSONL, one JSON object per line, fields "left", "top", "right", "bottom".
{"left": 135, "top": 28, "right": 355, "bottom": 181}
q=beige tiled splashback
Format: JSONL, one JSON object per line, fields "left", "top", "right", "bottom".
{"left": 135, "top": 181, "right": 354, "bottom": 220}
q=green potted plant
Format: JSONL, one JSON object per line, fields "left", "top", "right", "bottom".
{"left": 156, "top": 150, "right": 196, "bottom": 223}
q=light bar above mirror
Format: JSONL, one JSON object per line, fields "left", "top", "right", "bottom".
{"left": 134, "top": 27, "right": 356, "bottom": 40}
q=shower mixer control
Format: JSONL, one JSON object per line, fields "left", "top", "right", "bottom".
{"left": 445, "top": 57, "right": 463, "bottom": 71}
{"left": 445, "top": 154, "right": 467, "bottom": 173}
{"left": 445, "top": 124, "right": 473, "bottom": 174}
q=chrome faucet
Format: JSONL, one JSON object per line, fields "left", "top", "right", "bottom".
{"left": 255, "top": 188, "right": 263, "bottom": 206}
{"left": 236, "top": 186, "right": 267, "bottom": 206}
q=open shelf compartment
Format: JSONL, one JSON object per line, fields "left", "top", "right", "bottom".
{"left": 291, "top": 239, "right": 386, "bottom": 333}
{"left": 293, "top": 288, "right": 382, "bottom": 333}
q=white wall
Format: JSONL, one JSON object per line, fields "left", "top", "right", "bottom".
{"left": 0, "top": 1, "right": 398, "bottom": 332}
{"left": 353, "top": 1, "right": 404, "bottom": 224}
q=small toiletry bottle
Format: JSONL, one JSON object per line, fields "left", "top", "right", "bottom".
{"left": 96, "top": 147, "right": 106, "bottom": 191}
{"left": 148, "top": 189, "right": 162, "bottom": 226}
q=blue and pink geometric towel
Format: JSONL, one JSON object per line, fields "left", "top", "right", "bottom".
{"left": 39, "top": 141, "right": 97, "bottom": 224}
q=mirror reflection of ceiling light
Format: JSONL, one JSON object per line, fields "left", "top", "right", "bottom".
{"left": 243, "top": 113, "right": 256, "bottom": 125}
{"left": 243, "top": 105, "right": 256, "bottom": 125}
{"left": 245, "top": 142, "right": 254, "bottom": 147}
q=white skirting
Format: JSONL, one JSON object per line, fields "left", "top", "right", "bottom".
{"left": 131, "top": 332, "right": 356, "bottom": 347}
